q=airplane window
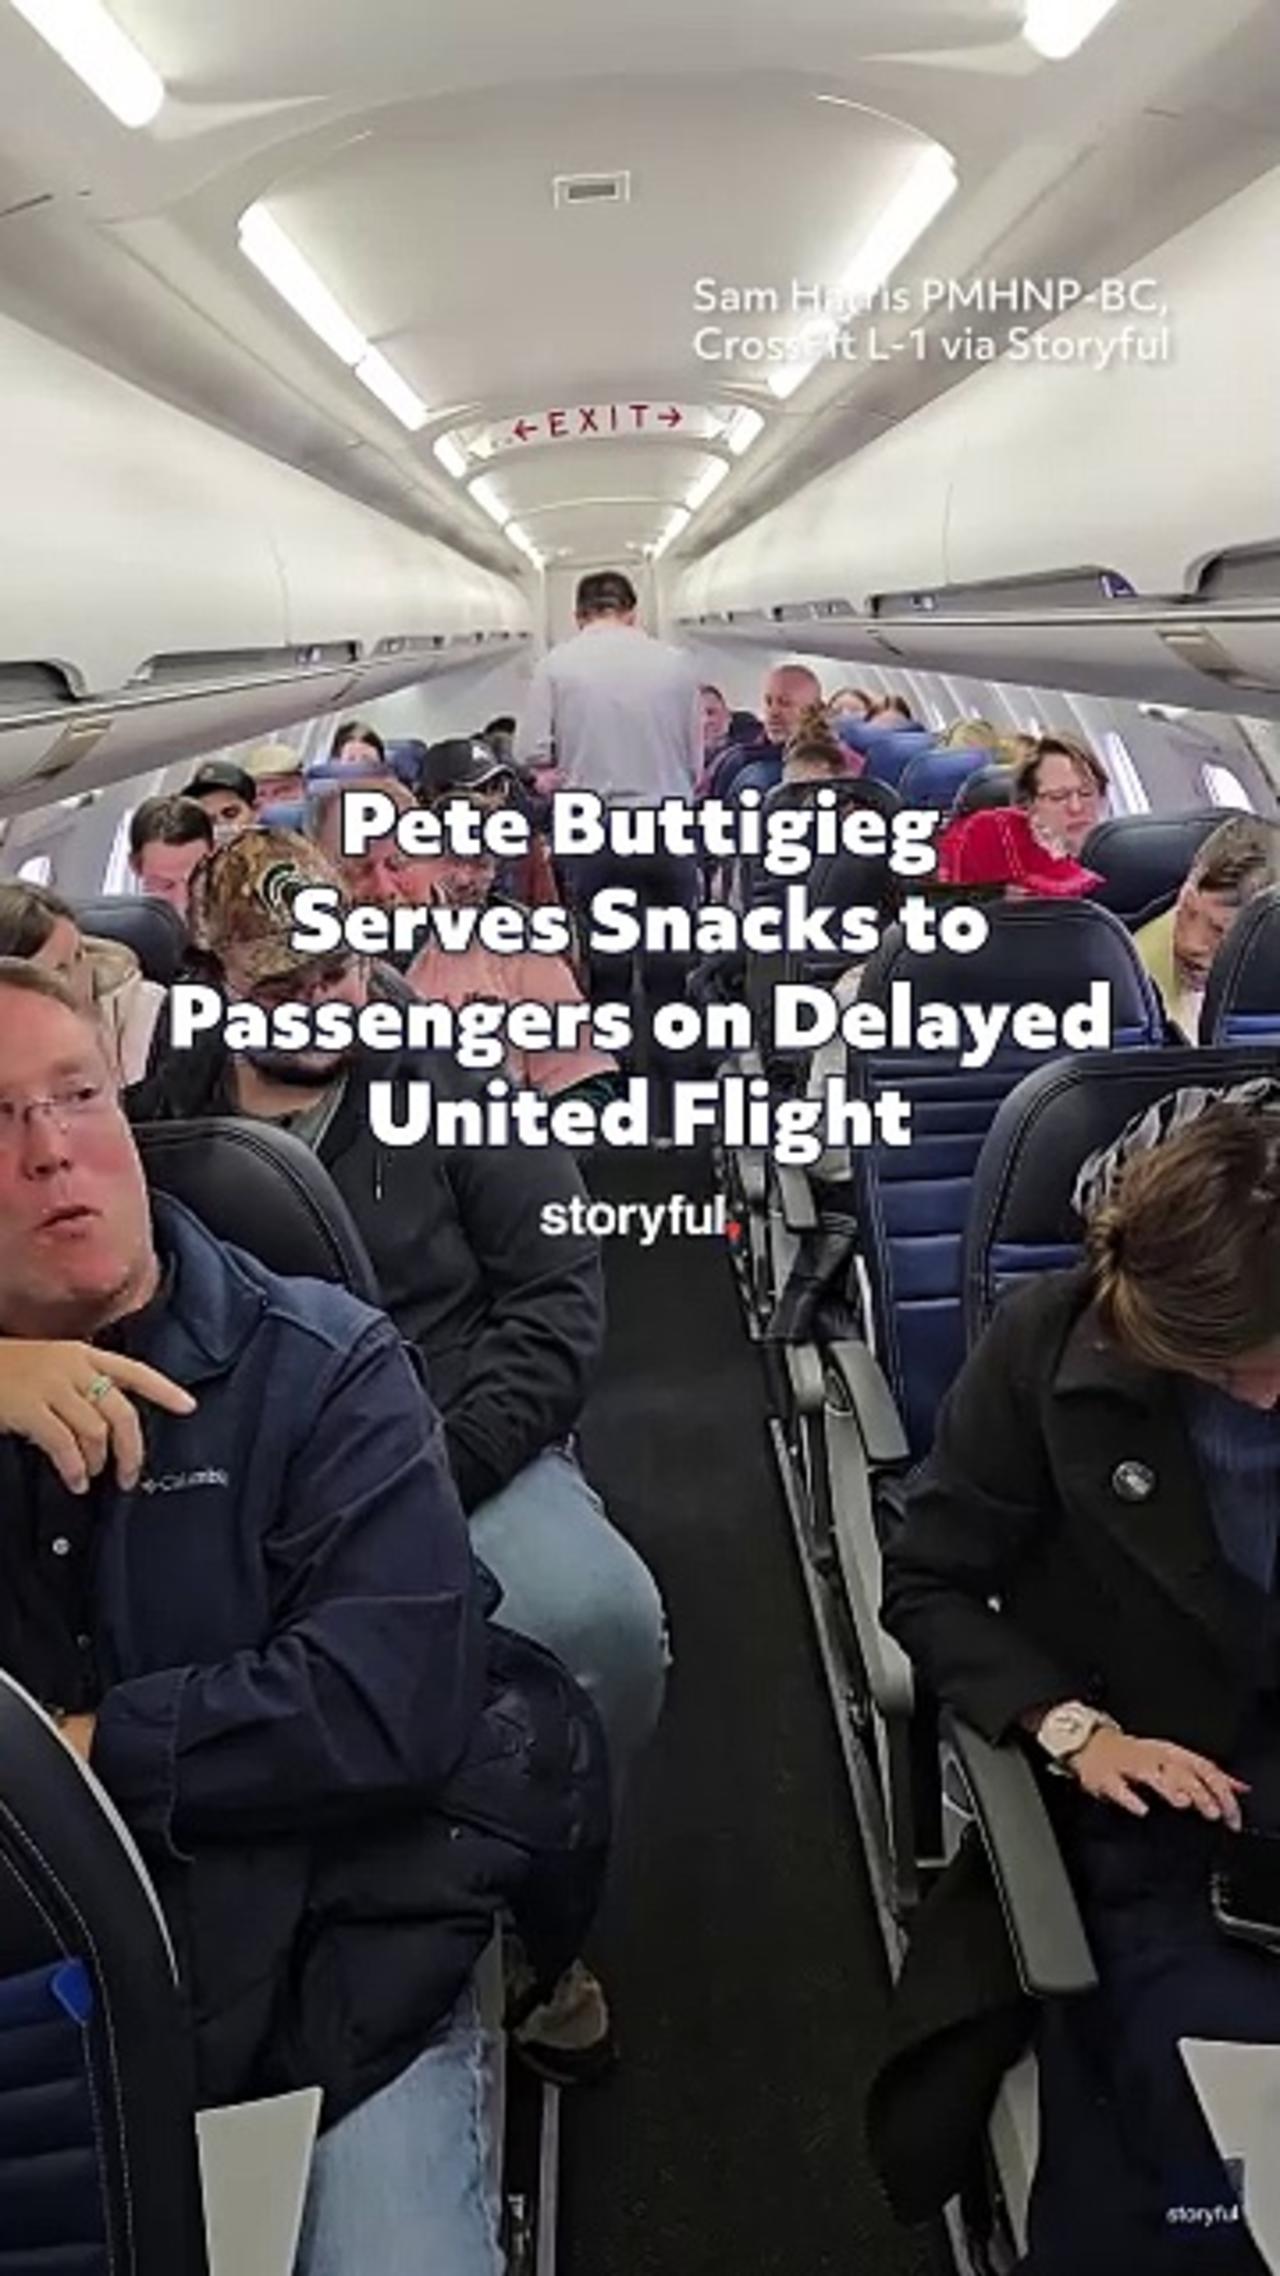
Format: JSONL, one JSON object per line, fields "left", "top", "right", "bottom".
{"left": 16, "top": 855, "right": 53, "bottom": 885}
{"left": 1200, "top": 762, "right": 1255, "bottom": 811}
{"left": 1101, "top": 731, "right": 1150, "bottom": 814}
{"left": 102, "top": 813, "right": 136, "bottom": 894}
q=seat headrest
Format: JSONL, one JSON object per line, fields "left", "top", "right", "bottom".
{"left": 256, "top": 798, "right": 308, "bottom": 833}
{"left": 898, "top": 747, "right": 991, "bottom": 810}
{"left": 74, "top": 896, "right": 187, "bottom": 985}
{"left": 1203, "top": 884, "right": 1280, "bottom": 1044}
{"left": 951, "top": 764, "right": 1014, "bottom": 818}
{"left": 861, "top": 731, "right": 939, "bottom": 789}
{"left": 761, "top": 776, "right": 901, "bottom": 821}
{"left": 136, "top": 1119, "right": 381, "bottom": 1304}
{"left": 835, "top": 717, "right": 931, "bottom": 757}
{"left": 859, "top": 898, "right": 1161, "bottom": 1038}
{"left": 964, "top": 1044, "right": 1280, "bottom": 1341}
{"left": 1081, "top": 810, "right": 1224, "bottom": 928}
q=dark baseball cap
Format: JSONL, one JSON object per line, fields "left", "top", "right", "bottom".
{"left": 418, "top": 738, "right": 514, "bottom": 800}
{"left": 181, "top": 760, "right": 257, "bottom": 806}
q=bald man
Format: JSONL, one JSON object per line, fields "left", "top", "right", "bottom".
{"left": 705, "top": 664, "right": 825, "bottom": 802}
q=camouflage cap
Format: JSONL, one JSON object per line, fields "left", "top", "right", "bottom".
{"left": 188, "top": 826, "right": 350, "bottom": 985}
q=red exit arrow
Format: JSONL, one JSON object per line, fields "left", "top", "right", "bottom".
{"left": 658, "top": 405, "right": 683, "bottom": 428}
{"left": 511, "top": 418, "right": 539, "bottom": 442}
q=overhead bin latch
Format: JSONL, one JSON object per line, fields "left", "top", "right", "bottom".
{"left": 1158, "top": 625, "right": 1279, "bottom": 695}
{"left": 24, "top": 718, "right": 112, "bottom": 785}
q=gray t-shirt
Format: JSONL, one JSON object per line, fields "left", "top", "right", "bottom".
{"left": 516, "top": 622, "right": 701, "bottom": 804}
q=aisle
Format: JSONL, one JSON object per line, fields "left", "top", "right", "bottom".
{"left": 561, "top": 1149, "right": 939, "bottom": 2276}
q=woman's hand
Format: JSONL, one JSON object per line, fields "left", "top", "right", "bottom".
{"left": 0, "top": 1342, "right": 196, "bottom": 1494}
{"left": 1073, "top": 1728, "right": 1248, "bottom": 1829}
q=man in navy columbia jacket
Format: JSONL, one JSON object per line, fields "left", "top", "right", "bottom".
{"left": 0, "top": 959, "right": 607, "bottom": 2274}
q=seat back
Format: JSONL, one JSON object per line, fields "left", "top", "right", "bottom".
{"left": 1080, "top": 810, "right": 1223, "bottom": 929}
{"left": 859, "top": 730, "right": 937, "bottom": 790}
{"left": 1202, "top": 884, "right": 1280, "bottom": 1046}
{"left": 136, "top": 1119, "right": 381, "bottom": 1302}
{"left": 0, "top": 1669, "right": 210, "bottom": 2272}
{"left": 850, "top": 901, "right": 1162, "bottom": 1456}
{"left": 964, "top": 1044, "right": 1280, "bottom": 1339}
{"left": 256, "top": 798, "right": 307, "bottom": 832}
{"left": 951, "top": 763, "right": 1014, "bottom": 818}
{"left": 898, "top": 746, "right": 991, "bottom": 811}
{"left": 745, "top": 776, "right": 900, "bottom": 908}
{"left": 76, "top": 895, "right": 188, "bottom": 984}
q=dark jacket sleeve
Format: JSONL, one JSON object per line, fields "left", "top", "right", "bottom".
{"left": 442, "top": 1144, "right": 604, "bottom": 1510}
{"left": 91, "top": 1318, "right": 489, "bottom": 1846}
{"left": 880, "top": 1288, "right": 1079, "bottom": 1742}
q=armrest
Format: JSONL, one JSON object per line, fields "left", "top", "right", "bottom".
{"left": 827, "top": 1340, "right": 910, "bottom": 1468}
{"left": 738, "top": 1149, "right": 768, "bottom": 1209}
{"left": 774, "top": 1164, "right": 817, "bottom": 1234}
{"left": 812, "top": 1342, "right": 914, "bottom": 1721}
{"left": 942, "top": 1710, "right": 1097, "bottom": 1999}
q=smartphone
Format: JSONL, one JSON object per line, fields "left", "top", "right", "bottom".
{"left": 1211, "top": 1829, "right": 1280, "bottom": 1953}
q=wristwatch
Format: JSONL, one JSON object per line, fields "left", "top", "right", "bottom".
{"left": 1035, "top": 1700, "right": 1119, "bottom": 1771}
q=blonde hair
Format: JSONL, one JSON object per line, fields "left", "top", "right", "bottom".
{"left": 938, "top": 718, "right": 1000, "bottom": 751}
{"left": 785, "top": 704, "right": 848, "bottom": 771}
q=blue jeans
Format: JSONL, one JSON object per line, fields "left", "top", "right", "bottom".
{"left": 294, "top": 1990, "right": 502, "bottom": 2275}
{"left": 470, "top": 1445, "right": 669, "bottom": 1782}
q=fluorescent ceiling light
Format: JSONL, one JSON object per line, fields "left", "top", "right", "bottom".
{"left": 238, "top": 204, "right": 428, "bottom": 431}
{"left": 7, "top": 0, "right": 163, "bottom": 126}
{"left": 506, "top": 522, "right": 545, "bottom": 569}
{"left": 1022, "top": 0, "right": 1123, "bottom": 59}
{"left": 725, "top": 406, "right": 765, "bottom": 457}
{"left": 470, "top": 476, "right": 510, "bottom": 528}
{"left": 239, "top": 205, "right": 366, "bottom": 366}
{"left": 433, "top": 434, "right": 469, "bottom": 479}
{"left": 769, "top": 143, "right": 958, "bottom": 402}
{"left": 355, "top": 348, "right": 427, "bottom": 432}
{"left": 685, "top": 458, "right": 729, "bottom": 512}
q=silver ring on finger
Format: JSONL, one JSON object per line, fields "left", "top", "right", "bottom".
{"left": 86, "top": 1373, "right": 112, "bottom": 1404}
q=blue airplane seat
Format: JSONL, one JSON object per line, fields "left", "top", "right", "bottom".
{"left": 1202, "top": 884, "right": 1280, "bottom": 1046}
{"left": 849, "top": 900, "right": 1163, "bottom": 1459}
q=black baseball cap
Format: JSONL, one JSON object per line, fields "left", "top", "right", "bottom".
{"left": 181, "top": 760, "right": 257, "bottom": 806}
{"left": 418, "top": 738, "right": 513, "bottom": 799}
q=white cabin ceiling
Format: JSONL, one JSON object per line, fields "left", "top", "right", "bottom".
{"left": 0, "top": 0, "right": 1277, "bottom": 580}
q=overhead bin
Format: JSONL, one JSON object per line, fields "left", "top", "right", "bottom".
{"left": 0, "top": 310, "right": 528, "bottom": 802}
{"left": 675, "top": 163, "right": 1280, "bottom": 713}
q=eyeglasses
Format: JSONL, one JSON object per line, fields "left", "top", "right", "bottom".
{"left": 0, "top": 1079, "right": 114, "bottom": 1143}
{"left": 1036, "top": 784, "right": 1099, "bottom": 809}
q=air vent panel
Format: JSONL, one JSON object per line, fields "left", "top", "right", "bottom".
{"left": 553, "top": 172, "right": 631, "bottom": 207}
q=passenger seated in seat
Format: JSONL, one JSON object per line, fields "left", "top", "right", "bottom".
{"left": 936, "top": 804, "right": 1104, "bottom": 900}
{"left": 328, "top": 718, "right": 387, "bottom": 769}
{"left": 310, "top": 781, "right": 606, "bottom": 1099}
{"left": 0, "top": 882, "right": 164, "bottom": 1087}
{"left": 879, "top": 1083, "right": 1280, "bottom": 2276}
{"left": 782, "top": 705, "right": 861, "bottom": 786}
{"left": 128, "top": 827, "right": 667, "bottom": 2080}
{"left": 0, "top": 958, "right": 608, "bottom": 2275}
{"left": 703, "top": 664, "right": 824, "bottom": 802}
{"left": 1013, "top": 733, "right": 1109, "bottom": 859}
{"left": 418, "top": 736, "right": 562, "bottom": 910}
{"left": 1134, "top": 816, "right": 1280, "bottom": 1042}
{"left": 178, "top": 761, "right": 258, "bottom": 840}
{"left": 827, "top": 687, "right": 876, "bottom": 723}
{"left": 128, "top": 795, "right": 214, "bottom": 918}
